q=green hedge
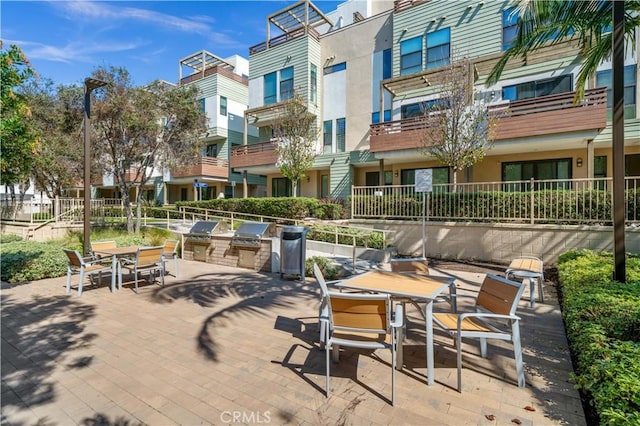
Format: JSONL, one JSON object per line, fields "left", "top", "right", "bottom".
{"left": 307, "top": 225, "right": 385, "bottom": 249}
{"left": 176, "top": 197, "right": 345, "bottom": 220}
{"left": 352, "top": 189, "right": 639, "bottom": 224}
{"left": 557, "top": 250, "right": 640, "bottom": 425}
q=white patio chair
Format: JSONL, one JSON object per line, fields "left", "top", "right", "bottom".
{"left": 63, "top": 249, "right": 114, "bottom": 296}
{"left": 119, "top": 246, "right": 165, "bottom": 293}
{"left": 162, "top": 239, "right": 179, "bottom": 277}
{"left": 433, "top": 273, "right": 526, "bottom": 392}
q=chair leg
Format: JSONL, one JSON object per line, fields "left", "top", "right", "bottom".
{"left": 479, "top": 338, "right": 488, "bottom": 358}
{"left": 528, "top": 278, "right": 535, "bottom": 308}
{"left": 134, "top": 267, "right": 139, "bottom": 293}
{"left": 537, "top": 277, "right": 545, "bottom": 303}
{"left": 66, "top": 269, "right": 72, "bottom": 293}
{"left": 512, "top": 322, "right": 525, "bottom": 388}
{"left": 325, "top": 340, "right": 331, "bottom": 398}
{"left": 332, "top": 345, "right": 340, "bottom": 363}
{"left": 160, "top": 265, "right": 165, "bottom": 287}
{"left": 456, "top": 333, "right": 463, "bottom": 392}
{"left": 395, "top": 326, "right": 404, "bottom": 371}
{"left": 174, "top": 257, "right": 179, "bottom": 278}
{"left": 78, "top": 269, "right": 85, "bottom": 296}
{"left": 391, "top": 333, "right": 396, "bottom": 406}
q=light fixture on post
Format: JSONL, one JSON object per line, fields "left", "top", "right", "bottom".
{"left": 83, "top": 77, "right": 108, "bottom": 257}
{"left": 394, "top": 170, "right": 399, "bottom": 178}
{"left": 576, "top": 157, "right": 583, "bottom": 167}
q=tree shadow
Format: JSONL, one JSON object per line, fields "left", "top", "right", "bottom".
{"left": 80, "top": 413, "right": 144, "bottom": 426}
{"left": 150, "top": 272, "right": 321, "bottom": 362}
{"left": 1, "top": 294, "right": 96, "bottom": 412}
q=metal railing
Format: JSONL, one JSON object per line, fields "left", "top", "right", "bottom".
{"left": 351, "top": 177, "right": 640, "bottom": 224}
{"left": 0, "top": 197, "right": 125, "bottom": 223}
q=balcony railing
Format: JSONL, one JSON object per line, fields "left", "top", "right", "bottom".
{"left": 369, "top": 88, "right": 608, "bottom": 153}
{"left": 249, "top": 27, "right": 320, "bottom": 55}
{"left": 351, "top": 176, "right": 640, "bottom": 225}
{"left": 393, "top": 0, "right": 429, "bottom": 12}
{"left": 180, "top": 65, "right": 248, "bottom": 86}
{"left": 171, "top": 156, "right": 229, "bottom": 179}
{"left": 230, "top": 140, "right": 278, "bottom": 168}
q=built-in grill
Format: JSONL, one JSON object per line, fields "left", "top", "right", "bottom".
{"left": 231, "top": 222, "right": 275, "bottom": 249}
{"left": 185, "top": 220, "right": 229, "bottom": 241}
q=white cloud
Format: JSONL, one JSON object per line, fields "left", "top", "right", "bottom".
{"left": 53, "top": 1, "right": 212, "bottom": 34}
{"left": 5, "top": 38, "right": 145, "bottom": 64}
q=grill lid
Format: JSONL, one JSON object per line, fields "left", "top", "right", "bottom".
{"left": 234, "top": 222, "right": 274, "bottom": 238}
{"left": 188, "top": 220, "right": 224, "bottom": 235}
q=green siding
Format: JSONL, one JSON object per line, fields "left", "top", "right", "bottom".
{"left": 393, "top": 1, "right": 504, "bottom": 77}
{"left": 187, "top": 74, "right": 248, "bottom": 105}
{"left": 326, "top": 153, "right": 352, "bottom": 200}
{"left": 593, "top": 119, "right": 640, "bottom": 143}
{"left": 249, "top": 35, "right": 320, "bottom": 107}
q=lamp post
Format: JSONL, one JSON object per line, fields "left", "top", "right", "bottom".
{"left": 83, "top": 77, "right": 107, "bottom": 256}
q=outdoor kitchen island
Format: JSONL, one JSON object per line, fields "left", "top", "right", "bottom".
{"left": 182, "top": 220, "right": 277, "bottom": 272}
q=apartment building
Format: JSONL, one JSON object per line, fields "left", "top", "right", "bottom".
{"left": 230, "top": 0, "right": 639, "bottom": 200}
{"left": 95, "top": 52, "right": 264, "bottom": 204}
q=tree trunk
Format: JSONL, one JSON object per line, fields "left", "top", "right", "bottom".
{"left": 292, "top": 180, "right": 298, "bottom": 198}
{"left": 452, "top": 167, "right": 458, "bottom": 193}
{"left": 135, "top": 184, "right": 143, "bottom": 233}
{"left": 120, "top": 183, "right": 134, "bottom": 233}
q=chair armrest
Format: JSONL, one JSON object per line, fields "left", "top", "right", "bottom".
{"left": 391, "top": 304, "right": 404, "bottom": 328}
{"left": 458, "top": 312, "right": 520, "bottom": 328}
{"left": 84, "top": 257, "right": 111, "bottom": 267}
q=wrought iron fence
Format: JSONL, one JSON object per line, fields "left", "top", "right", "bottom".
{"left": 351, "top": 177, "right": 640, "bottom": 225}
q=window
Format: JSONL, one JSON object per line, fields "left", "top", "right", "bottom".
{"left": 594, "top": 156, "right": 607, "bottom": 178}
{"left": 280, "top": 66, "right": 294, "bottom": 101}
{"left": 272, "top": 177, "right": 291, "bottom": 197}
{"left": 205, "top": 144, "right": 218, "bottom": 158}
{"left": 198, "top": 98, "right": 205, "bottom": 112}
{"left": 400, "top": 36, "right": 422, "bottom": 75}
{"left": 426, "top": 28, "right": 450, "bottom": 69}
{"left": 401, "top": 99, "right": 448, "bottom": 119}
{"left": 401, "top": 167, "right": 449, "bottom": 186}
{"left": 220, "top": 96, "right": 227, "bottom": 116}
{"left": 323, "top": 62, "right": 346, "bottom": 75}
{"left": 502, "top": 75, "right": 573, "bottom": 101}
{"left": 336, "top": 118, "right": 346, "bottom": 153}
{"left": 596, "top": 65, "right": 637, "bottom": 119}
{"left": 502, "top": 158, "right": 572, "bottom": 191}
{"left": 365, "top": 171, "right": 393, "bottom": 186}
{"left": 382, "top": 48, "right": 392, "bottom": 79}
{"left": 310, "top": 64, "right": 317, "bottom": 103}
{"left": 264, "top": 71, "right": 277, "bottom": 105}
{"left": 626, "top": 154, "right": 640, "bottom": 176}
{"left": 371, "top": 110, "right": 391, "bottom": 123}
{"left": 323, "top": 120, "right": 333, "bottom": 154}
{"left": 502, "top": 7, "right": 518, "bottom": 51}
{"left": 320, "top": 175, "right": 329, "bottom": 198}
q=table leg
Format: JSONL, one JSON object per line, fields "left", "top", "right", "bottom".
{"left": 425, "top": 300, "right": 435, "bottom": 385}
{"left": 111, "top": 255, "right": 117, "bottom": 292}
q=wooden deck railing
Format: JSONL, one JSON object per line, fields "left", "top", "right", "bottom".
{"left": 249, "top": 27, "right": 320, "bottom": 55}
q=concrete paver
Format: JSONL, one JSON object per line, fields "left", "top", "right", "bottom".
{"left": 1, "top": 259, "right": 586, "bottom": 425}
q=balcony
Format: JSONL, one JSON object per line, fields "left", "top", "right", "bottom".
{"left": 230, "top": 141, "right": 278, "bottom": 169}
{"left": 171, "top": 156, "right": 229, "bottom": 179}
{"left": 249, "top": 27, "right": 320, "bottom": 55}
{"left": 180, "top": 65, "right": 247, "bottom": 86}
{"left": 370, "top": 88, "right": 608, "bottom": 153}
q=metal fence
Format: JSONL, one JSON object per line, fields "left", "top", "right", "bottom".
{"left": 0, "top": 198, "right": 125, "bottom": 223}
{"left": 351, "top": 177, "right": 640, "bottom": 224}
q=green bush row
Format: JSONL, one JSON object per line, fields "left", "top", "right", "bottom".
{"left": 176, "top": 197, "right": 345, "bottom": 220}
{"left": 307, "top": 225, "right": 385, "bottom": 249}
{"left": 352, "top": 189, "right": 640, "bottom": 224}
{"left": 557, "top": 250, "right": 640, "bottom": 425}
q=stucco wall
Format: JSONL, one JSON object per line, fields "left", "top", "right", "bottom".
{"left": 350, "top": 219, "right": 640, "bottom": 265}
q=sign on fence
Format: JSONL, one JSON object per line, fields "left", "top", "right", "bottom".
{"left": 415, "top": 169, "right": 433, "bottom": 193}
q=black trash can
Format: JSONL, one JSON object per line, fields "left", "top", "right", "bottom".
{"left": 280, "top": 226, "right": 309, "bottom": 281}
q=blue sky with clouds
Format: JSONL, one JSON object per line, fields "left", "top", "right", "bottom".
{"left": 2, "top": 0, "right": 342, "bottom": 87}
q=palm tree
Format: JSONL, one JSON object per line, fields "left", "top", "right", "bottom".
{"left": 486, "top": 0, "right": 639, "bottom": 101}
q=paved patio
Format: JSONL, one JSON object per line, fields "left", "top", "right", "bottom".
{"left": 1, "top": 259, "right": 586, "bottom": 425}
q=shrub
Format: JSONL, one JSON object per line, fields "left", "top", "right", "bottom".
{"left": 0, "top": 234, "right": 23, "bottom": 244}
{"left": 176, "top": 197, "right": 344, "bottom": 220}
{"left": 307, "top": 225, "right": 385, "bottom": 249}
{"left": 0, "top": 241, "right": 68, "bottom": 283}
{"left": 558, "top": 250, "right": 640, "bottom": 424}
{"left": 305, "top": 256, "right": 339, "bottom": 280}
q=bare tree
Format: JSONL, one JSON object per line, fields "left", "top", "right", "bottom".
{"left": 420, "top": 57, "right": 496, "bottom": 190}
{"left": 272, "top": 92, "right": 319, "bottom": 197}
{"left": 91, "top": 66, "right": 206, "bottom": 232}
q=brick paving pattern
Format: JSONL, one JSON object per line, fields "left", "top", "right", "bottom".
{"left": 1, "top": 259, "right": 585, "bottom": 425}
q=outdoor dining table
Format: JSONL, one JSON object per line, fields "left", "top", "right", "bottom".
{"left": 93, "top": 246, "right": 141, "bottom": 292}
{"left": 335, "top": 270, "right": 455, "bottom": 386}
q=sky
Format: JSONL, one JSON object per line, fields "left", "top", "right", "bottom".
{"left": 2, "top": 0, "right": 342, "bottom": 87}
